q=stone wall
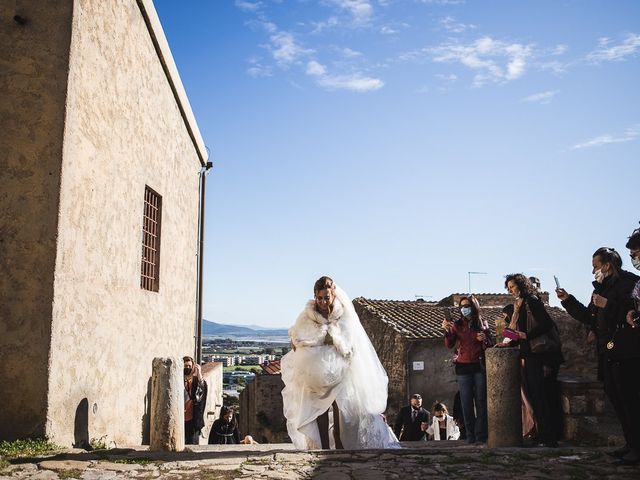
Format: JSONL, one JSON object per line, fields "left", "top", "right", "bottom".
{"left": 200, "top": 362, "right": 224, "bottom": 444}
{"left": 0, "top": 0, "right": 74, "bottom": 440}
{"left": 559, "top": 376, "right": 622, "bottom": 445}
{"left": 239, "top": 375, "right": 288, "bottom": 444}
{"left": 407, "top": 340, "right": 458, "bottom": 414}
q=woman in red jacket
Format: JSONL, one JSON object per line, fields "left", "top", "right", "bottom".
{"left": 442, "top": 295, "right": 492, "bottom": 444}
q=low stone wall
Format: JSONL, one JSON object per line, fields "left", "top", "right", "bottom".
{"left": 199, "top": 362, "right": 223, "bottom": 444}
{"left": 559, "top": 375, "right": 622, "bottom": 446}
{"left": 239, "top": 374, "right": 288, "bottom": 444}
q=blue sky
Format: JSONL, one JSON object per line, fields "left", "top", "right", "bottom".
{"left": 154, "top": 0, "right": 639, "bottom": 328}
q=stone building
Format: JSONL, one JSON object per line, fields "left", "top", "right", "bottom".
{"left": 353, "top": 294, "right": 596, "bottom": 423}
{"left": 1, "top": 0, "right": 214, "bottom": 445}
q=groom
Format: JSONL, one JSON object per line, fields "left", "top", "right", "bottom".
{"left": 394, "top": 394, "right": 430, "bottom": 441}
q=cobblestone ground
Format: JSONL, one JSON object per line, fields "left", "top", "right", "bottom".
{"left": 1, "top": 443, "right": 638, "bottom": 480}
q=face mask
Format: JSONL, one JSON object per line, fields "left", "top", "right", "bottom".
{"left": 461, "top": 306, "right": 472, "bottom": 318}
{"left": 632, "top": 257, "right": 640, "bottom": 271}
{"left": 184, "top": 367, "right": 192, "bottom": 376}
{"left": 594, "top": 268, "right": 605, "bottom": 283}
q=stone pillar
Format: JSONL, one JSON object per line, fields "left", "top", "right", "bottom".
{"left": 150, "top": 357, "right": 184, "bottom": 451}
{"left": 486, "top": 347, "right": 522, "bottom": 447}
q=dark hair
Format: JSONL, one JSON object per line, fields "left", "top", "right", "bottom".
{"left": 183, "top": 356, "right": 194, "bottom": 363}
{"left": 626, "top": 226, "right": 640, "bottom": 250}
{"left": 219, "top": 406, "right": 237, "bottom": 426}
{"left": 314, "top": 276, "right": 335, "bottom": 294}
{"left": 456, "top": 295, "right": 481, "bottom": 330}
{"left": 502, "top": 304, "right": 514, "bottom": 318}
{"left": 504, "top": 274, "right": 535, "bottom": 297}
{"left": 592, "top": 247, "right": 622, "bottom": 280}
{"left": 432, "top": 401, "right": 448, "bottom": 415}
{"left": 411, "top": 393, "right": 422, "bottom": 400}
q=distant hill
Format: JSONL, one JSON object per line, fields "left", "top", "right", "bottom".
{"left": 202, "top": 320, "right": 288, "bottom": 338}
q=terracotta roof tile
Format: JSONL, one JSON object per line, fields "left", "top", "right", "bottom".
{"left": 261, "top": 360, "right": 281, "bottom": 375}
{"left": 354, "top": 297, "right": 571, "bottom": 340}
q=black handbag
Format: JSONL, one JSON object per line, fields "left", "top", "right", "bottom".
{"left": 606, "top": 325, "right": 640, "bottom": 361}
{"left": 525, "top": 302, "right": 562, "bottom": 354}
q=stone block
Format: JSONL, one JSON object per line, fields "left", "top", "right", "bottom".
{"left": 486, "top": 347, "right": 522, "bottom": 448}
{"left": 150, "top": 357, "right": 184, "bottom": 452}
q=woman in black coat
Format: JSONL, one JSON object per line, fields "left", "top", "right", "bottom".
{"left": 557, "top": 247, "right": 640, "bottom": 464}
{"left": 208, "top": 406, "right": 241, "bottom": 444}
{"left": 506, "top": 274, "right": 563, "bottom": 447}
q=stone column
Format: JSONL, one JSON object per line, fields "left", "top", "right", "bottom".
{"left": 150, "top": 357, "right": 184, "bottom": 451}
{"left": 485, "top": 347, "right": 522, "bottom": 448}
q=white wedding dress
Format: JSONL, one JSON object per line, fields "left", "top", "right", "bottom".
{"left": 280, "top": 286, "right": 400, "bottom": 450}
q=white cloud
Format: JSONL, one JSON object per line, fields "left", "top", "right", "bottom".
{"left": 235, "top": 0, "right": 262, "bottom": 12}
{"left": 326, "top": 0, "right": 374, "bottom": 24}
{"left": 551, "top": 44, "right": 568, "bottom": 55}
{"left": 339, "top": 47, "right": 363, "bottom": 58}
{"left": 268, "top": 31, "right": 313, "bottom": 66}
{"left": 247, "top": 58, "right": 273, "bottom": 77}
{"left": 586, "top": 33, "right": 640, "bottom": 63}
{"left": 380, "top": 25, "right": 398, "bottom": 34}
{"left": 311, "top": 16, "right": 339, "bottom": 34}
{"left": 521, "top": 90, "right": 558, "bottom": 104}
{"left": 436, "top": 73, "right": 458, "bottom": 82}
{"left": 429, "top": 37, "right": 533, "bottom": 86}
{"left": 306, "top": 60, "right": 328, "bottom": 76}
{"left": 572, "top": 124, "right": 640, "bottom": 150}
{"left": 306, "top": 60, "right": 384, "bottom": 92}
{"left": 440, "top": 16, "right": 475, "bottom": 34}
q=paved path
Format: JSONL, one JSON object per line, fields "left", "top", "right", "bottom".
{"left": 1, "top": 442, "right": 638, "bottom": 479}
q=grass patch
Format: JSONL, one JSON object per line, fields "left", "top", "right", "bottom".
{"left": 244, "top": 457, "right": 272, "bottom": 465}
{"left": 57, "top": 469, "right": 83, "bottom": 479}
{"left": 198, "top": 468, "right": 241, "bottom": 480}
{"left": 112, "top": 458, "right": 158, "bottom": 465}
{"left": 0, "top": 438, "right": 63, "bottom": 458}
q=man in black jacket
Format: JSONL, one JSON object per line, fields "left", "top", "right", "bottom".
{"left": 184, "top": 356, "right": 208, "bottom": 444}
{"left": 556, "top": 247, "right": 639, "bottom": 464}
{"left": 393, "top": 394, "right": 430, "bottom": 441}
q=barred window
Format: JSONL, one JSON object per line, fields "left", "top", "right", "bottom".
{"left": 140, "top": 186, "right": 162, "bottom": 292}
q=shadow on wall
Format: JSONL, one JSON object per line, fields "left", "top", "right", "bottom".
{"left": 141, "top": 376, "right": 152, "bottom": 444}
{"left": 74, "top": 398, "right": 89, "bottom": 449}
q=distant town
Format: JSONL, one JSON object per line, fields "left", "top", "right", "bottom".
{"left": 202, "top": 336, "right": 289, "bottom": 402}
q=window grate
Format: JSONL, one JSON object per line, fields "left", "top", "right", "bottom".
{"left": 140, "top": 186, "right": 162, "bottom": 292}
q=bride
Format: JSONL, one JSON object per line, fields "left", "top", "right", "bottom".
{"left": 281, "top": 276, "right": 400, "bottom": 450}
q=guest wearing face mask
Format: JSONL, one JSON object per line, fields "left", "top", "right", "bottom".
{"left": 426, "top": 401, "right": 460, "bottom": 441}
{"left": 183, "top": 356, "right": 207, "bottom": 444}
{"left": 625, "top": 227, "right": 640, "bottom": 328}
{"left": 556, "top": 247, "right": 639, "bottom": 464}
{"left": 442, "top": 295, "right": 492, "bottom": 444}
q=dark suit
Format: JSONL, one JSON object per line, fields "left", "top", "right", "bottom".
{"left": 393, "top": 406, "right": 430, "bottom": 441}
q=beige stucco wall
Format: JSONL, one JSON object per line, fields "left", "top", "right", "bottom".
{"left": 0, "top": 0, "right": 74, "bottom": 440}
{"left": 45, "top": 0, "right": 202, "bottom": 446}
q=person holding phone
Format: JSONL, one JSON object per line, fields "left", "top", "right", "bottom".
{"left": 506, "top": 274, "right": 562, "bottom": 448}
{"left": 183, "top": 356, "right": 207, "bottom": 445}
{"left": 442, "top": 295, "right": 492, "bottom": 444}
{"left": 556, "top": 247, "right": 639, "bottom": 464}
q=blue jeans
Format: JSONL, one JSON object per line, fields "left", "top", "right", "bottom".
{"left": 456, "top": 371, "right": 487, "bottom": 443}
